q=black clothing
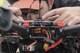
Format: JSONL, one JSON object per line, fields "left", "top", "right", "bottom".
{"left": 7, "top": 0, "right": 18, "bottom": 4}
{"left": 52, "top": 0, "right": 80, "bottom": 9}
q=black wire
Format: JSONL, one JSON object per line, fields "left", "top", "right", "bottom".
{"left": 38, "top": 0, "right": 41, "bottom": 20}
{"left": 27, "top": 0, "right": 36, "bottom": 20}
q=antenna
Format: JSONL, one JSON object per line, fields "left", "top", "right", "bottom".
{"left": 27, "top": 0, "right": 42, "bottom": 20}
{"left": 27, "top": 0, "right": 36, "bottom": 20}
{"left": 38, "top": 0, "right": 42, "bottom": 20}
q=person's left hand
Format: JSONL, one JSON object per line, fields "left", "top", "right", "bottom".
{"left": 42, "top": 7, "right": 80, "bottom": 26}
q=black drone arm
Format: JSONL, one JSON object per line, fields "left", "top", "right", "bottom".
{"left": 62, "top": 24, "right": 80, "bottom": 33}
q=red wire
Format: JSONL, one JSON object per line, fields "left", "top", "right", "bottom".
{"left": 43, "top": 30, "right": 62, "bottom": 52}
{"left": 45, "top": 38, "right": 62, "bottom": 52}
{"left": 45, "top": 31, "right": 50, "bottom": 39}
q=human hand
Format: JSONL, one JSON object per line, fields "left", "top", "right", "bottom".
{"left": 42, "top": 7, "right": 80, "bottom": 26}
{"left": 9, "top": 7, "right": 24, "bottom": 22}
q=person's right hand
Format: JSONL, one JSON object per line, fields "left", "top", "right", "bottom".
{"left": 9, "top": 7, "right": 24, "bottom": 22}
{"left": 42, "top": 7, "right": 80, "bottom": 26}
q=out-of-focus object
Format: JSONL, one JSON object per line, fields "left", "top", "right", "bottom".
{"left": 0, "top": 0, "right": 11, "bottom": 8}
{"left": 0, "top": 0, "right": 4, "bottom": 6}
{"left": 0, "top": 7, "right": 12, "bottom": 31}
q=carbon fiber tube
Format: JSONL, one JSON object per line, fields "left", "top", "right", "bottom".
{"left": 11, "top": 23, "right": 27, "bottom": 32}
{"left": 62, "top": 24, "right": 80, "bottom": 33}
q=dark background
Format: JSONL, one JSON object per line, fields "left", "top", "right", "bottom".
{"left": 7, "top": 0, "right": 18, "bottom": 4}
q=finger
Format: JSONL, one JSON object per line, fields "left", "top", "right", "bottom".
{"left": 42, "top": 8, "right": 66, "bottom": 20}
{"left": 62, "top": 13, "right": 80, "bottom": 26}
{"left": 9, "top": 7, "right": 22, "bottom": 16}
{"left": 62, "top": 15, "right": 74, "bottom": 25}
{"left": 18, "top": 16, "right": 24, "bottom": 21}
{"left": 68, "top": 16, "right": 80, "bottom": 26}
{"left": 53, "top": 11, "right": 70, "bottom": 23}
{"left": 46, "top": 15, "right": 59, "bottom": 21}
{"left": 12, "top": 15, "right": 20, "bottom": 22}
{"left": 12, "top": 15, "right": 24, "bottom": 23}
{"left": 56, "top": 8, "right": 80, "bottom": 23}
{"left": 42, "top": 9, "right": 57, "bottom": 20}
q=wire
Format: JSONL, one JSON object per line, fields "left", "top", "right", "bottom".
{"left": 45, "top": 38, "right": 62, "bottom": 52}
{"left": 45, "top": 31, "right": 50, "bottom": 40}
{"left": 47, "top": 31, "right": 51, "bottom": 39}
{"left": 27, "top": 0, "right": 35, "bottom": 20}
{"left": 38, "top": 0, "right": 42, "bottom": 20}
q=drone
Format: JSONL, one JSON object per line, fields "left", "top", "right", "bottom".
{"left": 1, "top": 0, "right": 80, "bottom": 53}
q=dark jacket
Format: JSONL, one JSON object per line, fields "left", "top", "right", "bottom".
{"left": 7, "top": 0, "right": 18, "bottom": 4}
{"left": 52, "top": 0, "right": 80, "bottom": 9}
{"left": 8, "top": 0, "right": 80, "bottom": 7}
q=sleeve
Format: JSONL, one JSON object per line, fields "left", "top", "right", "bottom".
{"left": 61, "top": 0, "right": 80, "bottom": 6}
{"left": 0, "top": 0, "right": 4, "bottom": 6}
{"left": 2, "top": 0, "right": 11, "bottom": 8}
